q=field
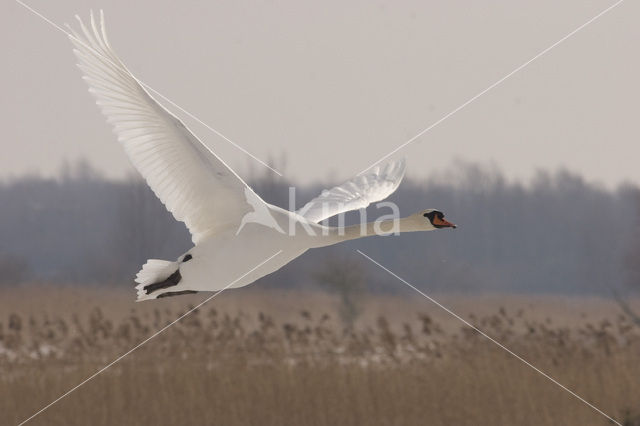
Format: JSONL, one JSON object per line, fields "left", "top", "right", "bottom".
{"left": 1, "top": 285, "right": 639, "bottom": 426}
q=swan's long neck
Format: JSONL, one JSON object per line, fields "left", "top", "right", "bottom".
{"left": 313, "top": 216, "right": 427, "bottom": 247}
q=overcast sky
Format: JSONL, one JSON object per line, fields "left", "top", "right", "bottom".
{"left": 2, "top": 0, "right": 638, "bottom": 187}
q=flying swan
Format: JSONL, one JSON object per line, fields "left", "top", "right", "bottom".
{"left": 68, "top": 12, "right": 457, "bottom": 301}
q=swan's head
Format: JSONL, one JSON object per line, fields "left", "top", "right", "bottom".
{"left": 420, "top": 209, "right": 457, "bottom": 230}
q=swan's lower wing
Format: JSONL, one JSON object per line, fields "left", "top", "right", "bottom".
{"left": 69, "top": 12, "right": 259, "bottom": 243}
{"left": 297, "top": 159, "right": 406, "bottom": 223}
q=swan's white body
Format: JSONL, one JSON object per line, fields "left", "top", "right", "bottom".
{"left": 178, "top": 207, "right": 320, "bottom": 293}
{"left": 68, "top": 12, "right": 455, "bottom": 301}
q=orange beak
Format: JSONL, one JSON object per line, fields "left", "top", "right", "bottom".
{"left": 433, "top": 216, "right": 457, "bottom": 229}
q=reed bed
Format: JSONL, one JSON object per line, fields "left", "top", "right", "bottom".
{"left": 1, "top": 286, "right": 639, "bottom": 425}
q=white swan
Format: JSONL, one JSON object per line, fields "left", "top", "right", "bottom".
{"left": 68, "top": 12, "right": 456, "bottom": 301}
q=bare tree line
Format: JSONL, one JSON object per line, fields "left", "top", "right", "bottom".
{"left": 0, "top": 159, "right": 638, "bottom": 296}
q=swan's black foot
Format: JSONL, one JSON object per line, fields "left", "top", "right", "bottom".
{"left": 143, "top": 269, "right": 181, "bottom": 294}
{"left": 157, "top": 290, "right": 198, "bottom": 299}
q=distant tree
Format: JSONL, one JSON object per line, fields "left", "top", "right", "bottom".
{"left": 624, "top": 189, "right": 640, "bottom": 284}
{"left": 618, "top": 188, "right": 640, "bottom": 325}
{"left": 0, "top": 253, "right": 31, "bottom": 285}
{"left": 312, "top": 255, "right": 367, "bottom": 329}
{"left": 106, "top": 174, "right": 188, "bottom": 282}
{"left": 59, "top": 158, "right": 103, "bottom": 182}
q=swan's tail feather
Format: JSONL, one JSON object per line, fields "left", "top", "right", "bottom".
{"left": 134, "top": 259, "right": 179, "bottom": 302}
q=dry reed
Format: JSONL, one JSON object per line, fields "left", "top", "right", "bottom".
{"left": 1, "top": 286, "right": 639, "bottom": 426}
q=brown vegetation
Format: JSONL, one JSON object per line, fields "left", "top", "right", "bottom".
{"left": 1, "top": 286, "right": 639, "bottom": 426}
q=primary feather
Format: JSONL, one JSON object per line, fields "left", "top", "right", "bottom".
{"left": 68, "top": 10, "right": 263, "bottom": 244}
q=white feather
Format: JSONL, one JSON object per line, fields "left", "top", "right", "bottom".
{"left": 68, "top": 11, "right": 264, "bottom": 244}
{"left": 297, "top": 159, "right": 406, "bottom": 223}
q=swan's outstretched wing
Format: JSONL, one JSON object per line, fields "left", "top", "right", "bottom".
{"left": 69, "top": 11, "right": 261, "bottom": 244}
{"left": 297, "top": 159, "right": 406, "bottom": 223}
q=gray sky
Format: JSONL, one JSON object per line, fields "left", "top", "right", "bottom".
{"left": 2, "top": 0, "right": 638, "bottom": 186}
